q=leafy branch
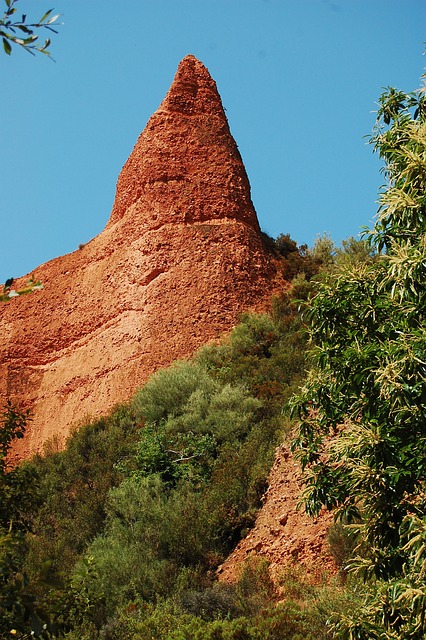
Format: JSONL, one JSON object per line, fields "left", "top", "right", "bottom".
{"left": 0, "top": 0, "right": 61, "bottom": 57}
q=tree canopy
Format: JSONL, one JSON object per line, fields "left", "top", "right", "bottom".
{"left": 292, "top": 73, "right": 426, "bottom": 638}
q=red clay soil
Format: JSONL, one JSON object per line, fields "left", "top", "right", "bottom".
{"left": 0, "top": 55, "right": 283, "bottom": 461}
{"left": 218, "top": 437, "right": 338, "bottom": 590}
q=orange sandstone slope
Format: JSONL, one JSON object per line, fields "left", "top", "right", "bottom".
{"left": 218, "top": 440, "right": 337, "bottom": 588}
{"left": 0, "top": 55, "right": 282, "bottom": 459}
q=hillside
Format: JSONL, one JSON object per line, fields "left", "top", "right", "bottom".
{"left": 0, "top": 55, "right": 283, "bottom": 460}
{"left": 0, "top": 55, "right": 341, "bottom": 639}
{"left": 2, "top": 43, "right": 425, "bottom": 640}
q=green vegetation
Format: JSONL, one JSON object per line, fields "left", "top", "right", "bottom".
{"left": 1, "top": 71, "right": 425, "bottom": 640}
{"left": 292, "top": 74, "right": 426, "bottom": 637}
{"left": 0, "top": 287, "right": 317, "bottom": 637}
{"left": 1, "top": 0, "right": 60, "bottom": 57}
{"left": 0, "top": 212, "right": 411, "bottom": 638}
{"left": 1, "top": 276, "right": 44, "bottom": 302}
{"left": 0, "top": 403, "right": 47, "bottom": 635}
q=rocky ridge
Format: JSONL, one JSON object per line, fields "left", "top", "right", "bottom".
{"left": 1, "top": 55, "right": 281, "bottom": 460}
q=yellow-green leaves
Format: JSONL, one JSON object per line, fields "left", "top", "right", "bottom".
{"left": 292, "top": 72, "right": 426, "bottom": 638}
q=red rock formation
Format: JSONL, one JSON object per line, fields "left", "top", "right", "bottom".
{"left": 1, "top": 55, "right": 282, "bottom": 460}
{"left": 218, "top": 439, "right": 337, "bottom": 590}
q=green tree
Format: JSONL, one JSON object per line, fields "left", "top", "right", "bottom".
{"left": 0, "top": 401, "right": 37, "bottom": 534}
{"left": 0, "top": 403, "right": 51, "bottom": 637}
{"left": 0, "top": 401, "right": 27, "bottom": 472}
{"left": 0, "top": 403, "right": 135, "bottom": 637}
{"left": 1, "top": 0, "right": 60, "bottom": 57}
{"left": 292, "top": 73, "right": 426, "bottom": 638}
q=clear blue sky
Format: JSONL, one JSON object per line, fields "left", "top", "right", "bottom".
{"left": 1, "top": 0, "right": 425, "bottom": 283}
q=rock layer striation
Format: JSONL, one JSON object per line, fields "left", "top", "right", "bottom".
{"left": 1, "top": 55, "right": 281, "bottom": 459}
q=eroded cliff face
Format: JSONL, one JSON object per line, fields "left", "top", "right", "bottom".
{"left": 1, "top": 55, "right": 282, "bottom": 460}
{"left": 218, "top": 439, "right": 337, "bottom": 588}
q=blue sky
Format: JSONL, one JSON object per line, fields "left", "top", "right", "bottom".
{"left": 0, "top": 0, "right": 425, "bottom": 283}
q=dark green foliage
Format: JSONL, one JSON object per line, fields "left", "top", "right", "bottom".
{"left": 275, "top": 233, "right": 319, "bottom": 280}
{"left": 273, "top": 232, "right": 376, "bottom": 285}
{"left": 136, "top": 422, "right": 216, "bottom": 486}
{"left": 80, "top": 475, "right": 178, "bottom": 611}
{"left": 196, "top": 311, "right": 306, "bottom": 411}
{"left": 66, "top": 558, "right": 346, "bottom": 640}
{"left": 0, "top": 402, "right": 37, "bottom": 532}
{"left": 0, "top": 400, "right": 28, "bottom": 473}
{"left": 273, "top": 231, "right": 374, "bottom": 281}
{"left": 159, "top": 604, "right": 322, "bottom": 640}
{"left": 135, "top": 421, "right": 214, "bottom": 492}
{"left": 24, "top": 404, "right": 140, "bottom": 586}
{"left": 0, "top": 404, "right": 31, "bottom": 629}
{"left": 3, "top": 277, "right": 13, "bottom": 291}
{"left": 0, "top": 403, "right": 67, "bottom": 637}
{"left": 0, "top": 404, "right": 140, "bottom": 636}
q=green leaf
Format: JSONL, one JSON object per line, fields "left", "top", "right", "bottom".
{"left": 16, "top": 25, "right": 31, "bottom": 33}
{"left": 21, "top": 35, "right": 37, "bottom": 45}
{"left": 39, "top": 38, "right": 51, "bottom": 53}
{"left": 47, "top": 14, "right": 60, "bottom": 25}
{"left": 2, "top": 36, "right": 11, "bottom": 54}
{"left": 38, "top": 9, "right": 53, "bottom": 24}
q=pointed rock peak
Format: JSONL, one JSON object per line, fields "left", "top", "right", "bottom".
{"left": 107, "top": 56, "right": 260, "bottom": 233}
{"left": 159, "top": 55, "right": 225, "bottom": 117}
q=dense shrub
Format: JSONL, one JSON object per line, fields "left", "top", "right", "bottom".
{"left": 196, "top": 312, "right": 306, "bottom": 412}
{"left": 23, "top": 404, "right": 140, "bottom": 587}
